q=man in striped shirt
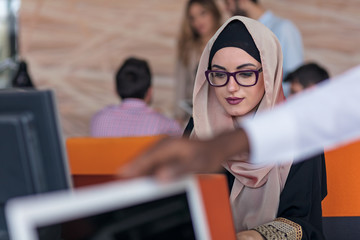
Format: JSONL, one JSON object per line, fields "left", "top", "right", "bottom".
{"left": 91, "top": 57, "right": 182, "bottom": 137}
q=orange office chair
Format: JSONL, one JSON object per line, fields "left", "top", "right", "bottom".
{"left": 66, "top": 135, "right": 165, "bottom": 187}
{"left": 322, "top": 140, "right": 360, "bottom": 239}
{"left": 65, "top": 136, "right": 237, "bottom": 240}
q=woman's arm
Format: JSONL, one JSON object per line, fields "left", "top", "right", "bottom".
{"left": 252, "top": 154, "right": 327, "bottom": 239}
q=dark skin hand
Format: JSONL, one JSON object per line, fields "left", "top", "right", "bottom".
{"left": 120, "top": 128, "right": 251, "bottom": 181}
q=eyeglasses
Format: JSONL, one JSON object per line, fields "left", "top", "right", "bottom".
{"left": 205, "top": 68, "right": 263, "bottom": 87}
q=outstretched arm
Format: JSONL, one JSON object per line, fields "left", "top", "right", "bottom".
{"left": 243, "top": 65, "right": 360, "bottom": 165}
{"left": 120, "top": 128, "right": 250, "bottom": 180}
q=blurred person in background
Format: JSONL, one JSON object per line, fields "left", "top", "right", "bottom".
{"left": 224, "top": 0, "right": 304, "bottom": 97}
{"left": 91, "top": 57, "right": 182, "bottom": 137}
{"left": 175, "top": 0, "right": 223, "bottom": 124}
{"left": 284, "top": 62, "right": 329, "bottom": 96}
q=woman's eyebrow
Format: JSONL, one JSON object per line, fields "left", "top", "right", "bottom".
{"left": 211, "top": 64, "right": 226, "bottom": 70}
{"left": 236, "top": 63, "right": 257, "bottom": 70}
{"left": 211, "top": 63, "right": 258, "bottom": 71}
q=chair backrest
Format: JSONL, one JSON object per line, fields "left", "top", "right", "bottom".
{"left": 196, "top": 174, "right": 236, "bottom": 240}
{"left": 66, "top": 135, "right": 164, "bottom": 187}
{"left": 65, "top": 136, "right": 236, "bottom": 240}
{"left": 322, "top": 139, "right": 360, "bottom": 239}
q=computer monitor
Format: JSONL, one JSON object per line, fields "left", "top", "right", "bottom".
{"left": 0, "top": 89, "right": 71, "bottom": 239}
{"left": 5, "top": 177, "right": 211, "bottom": 240}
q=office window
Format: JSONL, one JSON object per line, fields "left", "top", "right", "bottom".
{"left": 0, "top": 0, "right": 20, "bottom": 88}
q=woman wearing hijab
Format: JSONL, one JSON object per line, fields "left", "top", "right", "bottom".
{"left": 188, "top": 16, "right": 327, "bottom": 239}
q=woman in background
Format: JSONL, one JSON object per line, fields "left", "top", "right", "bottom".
{"left": 175, "top": 0, "right": 222, "bottom": 123}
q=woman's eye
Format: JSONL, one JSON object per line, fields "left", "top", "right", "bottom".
{"left": 238, "top": 72, "right": 254, "bottom": 78}
{"left": 214, "top": 72, "right": 226, "bottom": 78}
{"left": 200, "top": 10, "right": 207, "bottom": 16}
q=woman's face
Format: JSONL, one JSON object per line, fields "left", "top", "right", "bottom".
{"left": 211, "top": 47, "right": 265, "bottom": 117}
{"left": 189, "top": 3, "right": 215, "bottom": 38}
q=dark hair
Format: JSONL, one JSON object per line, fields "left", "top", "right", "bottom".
{"left": 284, "top": 62, "right": 329, "bottom": 88}
{"left": 186, "top": 0, "right": 222, "bottom": 39}
{"left": 115, "top": 57, "right": 151, "bottom": 99}
{"left": 178, "top": 0, "right": 222, "bottom": 66}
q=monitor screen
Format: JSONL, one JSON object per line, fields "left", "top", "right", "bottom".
{"left": 38, "top": 192, "right": 196, "bottom": 240}
{"left": 0, "top": 89, "right": 71, "bottom": 238}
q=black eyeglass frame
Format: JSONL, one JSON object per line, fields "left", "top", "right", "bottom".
{"left": 205, "top": 68, "right": 263, "bottom": 87}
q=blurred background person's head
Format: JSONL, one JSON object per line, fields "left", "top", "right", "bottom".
{"left": 284, "top": 62, "right": 329, "bottom": 96}
{"left": 178, "top": 0, "right": 222, "bottom": 66}
{"left": 224, "top": 0, "right": 263, "bottom": 18}
{"left": 116, "top": 57, "right": 152, "bottom": 104}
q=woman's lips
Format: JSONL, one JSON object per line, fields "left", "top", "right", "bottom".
{"left": 226, "top": 97, "right": 244, "bottom": 105}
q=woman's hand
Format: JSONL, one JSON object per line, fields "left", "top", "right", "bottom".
{"left": 236, "top": 230, "right": 264, "bottom": 240}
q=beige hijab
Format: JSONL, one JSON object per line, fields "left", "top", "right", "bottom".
{"left": 191, "top": 16, "right": 293, "bottom": 232}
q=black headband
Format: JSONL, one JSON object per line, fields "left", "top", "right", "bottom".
{"left": 208, "top": 20, "right": 261, "bottom": 69}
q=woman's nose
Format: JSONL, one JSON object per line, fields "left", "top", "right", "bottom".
{"left": 227, "top": 76, "right": 240, "bottom": 92}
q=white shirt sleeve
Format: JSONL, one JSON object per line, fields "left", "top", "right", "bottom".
{"left": 241, "top": 65, "right": 360, "bottom": 165}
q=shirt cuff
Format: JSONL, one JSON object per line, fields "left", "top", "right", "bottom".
{"left": 241, "top": 106, "right": 296, "bottom": 165}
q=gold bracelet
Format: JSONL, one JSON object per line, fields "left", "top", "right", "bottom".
{"left": 253, "top": 217, "right": 302, "bottom": 240}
